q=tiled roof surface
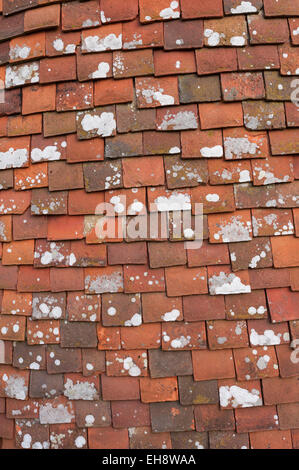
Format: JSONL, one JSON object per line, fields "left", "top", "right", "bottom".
{"left": 0, "top": 0, "right": 299, "bottom": 450}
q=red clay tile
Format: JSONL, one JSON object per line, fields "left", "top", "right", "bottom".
{"left": 166, "top": 266, "right": 208, "bottom": 296}
{"left": 43, "top": 111, "right": 76, "bottom": 137}
{"left": 62, "top": 1, "right": 100, "bottom": 31}
{"left": 181, "top": 0, "right": 223, "bottom": 18}
{"left": 39, "top": 56, "right": 77, "bottom": 84}
{"left": 9, "top": 32, "right": 45, "bottom": 63}
{"left": 225, "top": 290, "right": 268, "bottom": 320}
{"left": 94, "top": 78, "right": 133, "bottom": 106}
{"left": 140, "top": 377, "right": 178, "bottom": 403}
{"left": 101, "top": 375, "right": 140, "bottom": 401}
{"left": 237, "top": 45, "right": 280, "bottom": 71}
{"left": 248, "top": 14, "right": 289, "bottom": 44}
{"left": 194, "top": 404, "right": 234, "bottom": 432}
{"left": 191, "top": 184, "right": 235, "bottom": 214}
{"left": 233, "top": 346, "right": 279, "bottom": 381}
{"left": 207, "top": 320, "right": 249, "bottom": 349}
{"left": 221, "top": 72, "right": 265, "bottom": 101}
{"left": 192, "top": 349, "right": 235, "bottom": 381}
{"left": 264, "top": 0, "right": 299, "bottom": 17}
{"left": 199, "top": 102, "right": 243, "bottom": 129}
{"left": 81, "top": 24, "right": 123, "bottom": 53}
{"left": 113, "top": 49, "right": 154, "bottom": 78}
{"left": 151, "top": 401, "right": 195, "bottom": 432}
{"left": 209, "top": 430, "right": 249, "bottom": 449}
{"left": 278, "top": 403, "right": 299, "bottom": 430}
{"left": 164, "top": 19, "right": 203, "bottom": 49}
{"left": 56, "top": 81, "right": 93, "bottom": 112}
{"left": 250, "top": 430, "right": 292, "bottom": 450}
{"left": 181, "top": 128, "right": 223, "bottom": 159}
{"left": 88, "top": 427, "right": 129, "bottom": 449}
{"left": 77, "top": 50, "right": 112, "bottom": 81}
{"left": 179, "top": 74, "right": 221, "bottom": 103}
{"left": 45, "top": 30, "right": 80, "bottom": 57}
{"left": 243, "top": 101, "right": 285, "bottom": 130}
{"left": 130, "top": 426, "right": 172, "bottom": 449}
{"left": 112, "top": 399, "right": 150, "bottom": 428}
{"left": 235, "top": 406, "right": 279, "bottom": 433}
{"left": 183, "top": 294, "right": 225, "bottom": 322}
{"left": 154, "top": 50, "right": 196, "bottom": 76}
{"left": 196, "top": 47, "right": 237, "bottom": 76}
{"left": 22, "top": 84, "right": 56, "bottom": 115}
{"left": 123, "top": 18, "right": 163, "bottom": 49}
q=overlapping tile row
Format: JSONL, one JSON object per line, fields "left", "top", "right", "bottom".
{"left": 0, "top": 0, "right": 298, "bottom": 450}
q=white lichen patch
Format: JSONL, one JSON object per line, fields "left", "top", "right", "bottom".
{"left": 64, "top": 378, "right": 98, "bottom": 400}
{"left": 170, "top": 335, "right": 191, "bottom": 349}
{"left": 224, "top": 137, "right": 260, "bottom": 159}
{"left": 209, "top": 272, "right": 251, "bottom": 295}
{"left": 16, "top": 169, "right": 47, "bottom": 190}
{"left": 80, "top": 112, "right": 116, "bottom": 137}
{"left": 219, "top": 385, "right": 262, "bottom": 408}
{"left": 31, "top": 195, "right": 65, "bottom": 215}
{"left": 82, "top": 33, "right": 122, "bottom": 52}
{"left": 161, "top": 309, "right": 181, "bottom": 322}
{"left": 254, "top": 164, "right": 291, "bottom": 185}
{"left": 137, "top": 85, "right": 175, "bottom": 106}
{"left": 213, "top": 216, "right": 252, "bottom": 243}
{"left": 0, "top": 221, "right": 8, "bottom": 241}
{"left": 256, "top": 355, "right": 270, "bottom": 370}
{"left": 89, "top": 62, "right": 110, "bottom": 78}
{"left": 157, "top": 111, "right": 198, "bottom": 131}
{"left": 123, "top": 33, "right": 143, "bottom": 49}
{"left": 204, "top": 29, "right": 221, "bottom": 47}
{"left": 159, "top": 1, "right": 180, "bottom": 19}
{"left": 4, "top": 375, "right": 27, "bottom": 400}
{"left": 128, "top": 199, "right": 145, "bottom": 215}
{"left": 52, "top": 39, "right": 76, "bottom": 54}
{"left": 154, "top": 192, "right": 191, "bottom": 212}
{"left": 0, "top": 147, "right": 29, "bottom": 170}
{"left": 75, "top": 436, "right": 87, "bottom": 448}
{"left": 31, "top": 144, "right": 62, "bottom": 163}
{"left": 34, "top": 241, "right": 76, "bottom": 268}
{"left": 200, "top": 145, "right": 223, "bottom": 158}
{"left": 9, "top": 44, "right": 31, "bottom": 61}
{"left": 123, "top": 356, "right": 141, "bottom": 377}
{"left": 82, "top": 18, "right": 100, "bottom": 28}
{"left": 239, "top": 169, "right": 251, "bottom": 182}
{"left": 250, "top": 328, "right": 288, "bottom": 346}
{"left": 85, "top": 271, "right": 123, "bottom": 294}
{"left": 247, "top": 305, "right": 267, "bottom": 316}
{"left": 231, "top": 1, "right": 258, "bottom": 14}
{"left": 20, "top": 431, "right": 49, "bottom": 449}
{"left": 206, "top": 193, "right": 220, "bottom": 202}
{"left": 32, "top": 295, "right": 63, "bottom": 320}
{"left": 230, "top": 36, "right": 246, "bottom": 46}
{"left": 167, "top": 162, "right": 204, "bottom": 184}
{"left": 124, "top": 313, "right": 142, "bottom": 327}
{"left": 5, "top": 62, "right": 39, "bottom": 88}
{"left": 39, "top": 403, "right": 74, "bottom": 424}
